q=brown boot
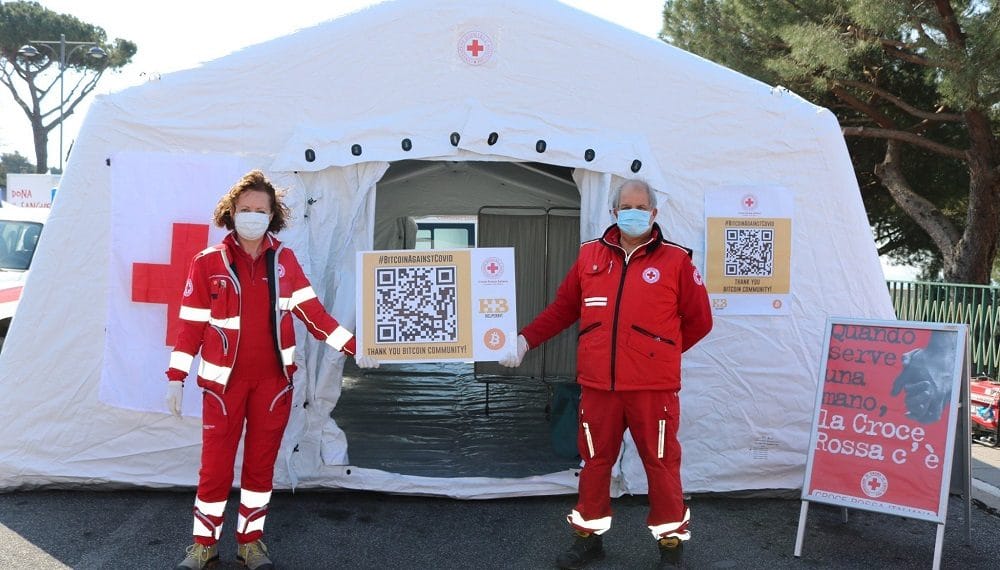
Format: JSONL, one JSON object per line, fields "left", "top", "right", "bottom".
{"left": 174, "top": 543, "right": 219, "bottom": 569}
{"left": 657, "top": 536, "right": 684, "bottom": 568}
{"left": 236, "top": 539, "right": 274, "bottom": 569}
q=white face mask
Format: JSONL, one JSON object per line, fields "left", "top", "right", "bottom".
{"left": 234, "top": 212, "right": 270, "bottom": 240}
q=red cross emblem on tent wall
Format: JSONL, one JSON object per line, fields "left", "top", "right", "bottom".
{"left": 467, "top": 39, "right": 485, "bottom": 57}
{"left": 457, "top": 30, "right": 495, "bottom": 65}
{"left": 132, "top": 223, "right": 210, "bottom": 345}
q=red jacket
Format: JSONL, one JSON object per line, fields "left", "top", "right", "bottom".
{"left": 166, "top": 233, "right": 355, "bottom": 393}
{"left": 521, "top": 223, "right": 712, "bottom": 391}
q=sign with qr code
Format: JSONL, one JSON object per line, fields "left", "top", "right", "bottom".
{"left": 355, "top": 248, "right": 517, "bottom": 363}
{"left": 704, "top": 187, "right": 793, "bottom": 315}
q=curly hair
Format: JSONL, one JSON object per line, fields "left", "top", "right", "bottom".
{"left": 213, "top": 169, "right": 291, "bottom": 232}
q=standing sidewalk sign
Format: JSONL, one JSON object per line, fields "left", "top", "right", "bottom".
{"left": 794, "top": 318, "right": 971, "bottom": 569}
{"left": 355, "top": 248, "right": 517, "bottom": 363}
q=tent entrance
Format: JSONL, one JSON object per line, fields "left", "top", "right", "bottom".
{"left": 333, "top": 159, "right": 583, "bottom": 478}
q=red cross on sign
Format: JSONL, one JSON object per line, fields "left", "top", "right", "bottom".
{"left": 466, "top": 39, "right": 484, "bottom": 57}
{"left": 743, "top": 196, "right": 756, "bottom": 208}
{"left": 486, "top": 261, "right": 500, "bottom": 274}
{"left": 132, "top": 223, "right": 210, "bottom": 345}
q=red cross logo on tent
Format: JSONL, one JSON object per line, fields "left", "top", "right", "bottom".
{"left": 458, "top": 30, "right": 494, "bottom": 65}
{"left": 467, "top": 39, "right": 484, "bottom": 57}
{"left": 132, "top": 223, "right": 210, "bottom": 345}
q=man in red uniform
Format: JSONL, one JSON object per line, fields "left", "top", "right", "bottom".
{"left": 501, "top": 179, "right": 712, "bottom": 568}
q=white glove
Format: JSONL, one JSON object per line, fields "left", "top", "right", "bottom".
{"left": 355, "top": 354, "right": 380, "bottom": 369}
{"left": 166, "top": 381, "right": 184, "bottom": 417}
{"left": 498, "top": 334, "right": 529, "bottom": 367}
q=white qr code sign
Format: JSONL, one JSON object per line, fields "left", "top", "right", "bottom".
{"left": 705, "top": 187, "right": 793, "bottom": 315}
{"left": 356, "top": 248, "right": 517, "bottom": 362}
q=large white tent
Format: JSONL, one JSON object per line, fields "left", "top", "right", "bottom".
{"left": 0, "top": 0, "right": 894, "bottom": 497}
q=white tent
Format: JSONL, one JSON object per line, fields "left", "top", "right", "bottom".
{"left": 0, "top": 0, "right": 893, "bottom": 497}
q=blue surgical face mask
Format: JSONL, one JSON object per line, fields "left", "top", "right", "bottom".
{"left": 616, "top": 209, "right": 652, "bottom": 238}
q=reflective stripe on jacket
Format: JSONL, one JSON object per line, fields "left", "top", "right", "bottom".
{"left": 166, "top": 232, "right": 355, "bottom": 393}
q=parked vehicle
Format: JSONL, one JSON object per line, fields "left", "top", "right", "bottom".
{"left": 0, "top": 203, "right": 48, "bottom": 352}
{"left": 971, "top": 374, "right": 1000, "bottom": 447}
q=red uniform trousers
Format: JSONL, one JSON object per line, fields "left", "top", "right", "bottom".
{"left": 192, "top": 373, "right": 292, "bottom": 546}
{"left": 570, "top": 386, "right": 690, "bottom": 540}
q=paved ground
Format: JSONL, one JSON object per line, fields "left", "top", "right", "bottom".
{"left": 970, "top": 439, "right": 1000, "bottom": 510}
{"left": 1, "top": 444, "right": 999, "bottom": 570}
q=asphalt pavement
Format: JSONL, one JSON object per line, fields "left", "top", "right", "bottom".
{"left": 1, "top": 445, "right": 1000, "bottom": 570}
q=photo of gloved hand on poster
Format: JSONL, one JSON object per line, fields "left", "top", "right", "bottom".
{"left": 890, "top": 330, "right": 956, "bottom": 424}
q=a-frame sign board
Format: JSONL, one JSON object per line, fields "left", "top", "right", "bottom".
{"left": 794, "top": 318, "right": 971, "bottom": 569}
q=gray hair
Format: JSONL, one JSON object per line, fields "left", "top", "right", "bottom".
{"left": 610, "top": 179, "right": 657, "bottom": 210}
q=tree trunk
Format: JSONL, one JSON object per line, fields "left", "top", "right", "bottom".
{"left": 874, "top": 140, "right": 961, "bottom": 265}
{"left": 31, "top": 114, "right": 47, "bottom": 174}
{"left": 874, "top": 106, "right": 1000, "bottom": 285}
{"left": 947, "top": 109, "right": 1000, "bottom": 284}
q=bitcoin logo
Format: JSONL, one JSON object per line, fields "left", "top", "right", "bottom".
{"left": 484, "top": 328, "right": 506, "bottom": 350}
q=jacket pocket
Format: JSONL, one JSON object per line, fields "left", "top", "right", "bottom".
{"left": 578, "top": 322, "right": 602, "bottom": 339}
{"left": 208, "top": 277, "right": 234, "bottom": 320}
{"left": 631, "top": 325, "right": 675, "bottom": 346}
{"left": 208, "top": 325, "right": 229, "bottom": 356}
{"left": 576, "top": 322, "right": 605, "bottom": 383}
{"left": 626, "top": 325, "right": 678, "bottom": 362}
{"left": 269, "top": 384, "right": 293, "bottom": 413}
{"left": 203, "top": 390, "right": 228, "bottom": 417}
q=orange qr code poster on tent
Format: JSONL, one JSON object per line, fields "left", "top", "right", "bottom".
{"left": 355, "top": 248, "right": 517, "bottom": 363}
{"left": 704, "top": 187, "right": 792, "bottom": 315}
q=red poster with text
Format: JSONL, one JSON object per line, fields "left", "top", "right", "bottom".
{"left": 803, "top": 321, "right": 961, "bottom": 522}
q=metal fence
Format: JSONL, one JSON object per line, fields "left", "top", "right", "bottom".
{"left": 887, "top": 280, "right": 1000, "bottom": 378}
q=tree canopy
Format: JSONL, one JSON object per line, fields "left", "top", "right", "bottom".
{"left": 0, "top": 1, "right": 136, "bottom": 173}
{"left": 662, "top": 0, "right": 1000, "bottom": 283}
{"left": 0, "top": 151, "right": 35, "bottom": 191}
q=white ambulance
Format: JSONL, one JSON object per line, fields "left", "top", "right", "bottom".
{"left": 0, "top": 203, "right": 48, "bottom": 351}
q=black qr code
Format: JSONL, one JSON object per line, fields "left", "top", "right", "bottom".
{"left": 724, "top": 228, "right": 774, "bottom": 277}
{"left": 375, "top": 266, "right": 457, "bottom": 343}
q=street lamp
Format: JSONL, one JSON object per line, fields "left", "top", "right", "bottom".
{"left": 18, "top": 34, "right": 107, "bottom": 172}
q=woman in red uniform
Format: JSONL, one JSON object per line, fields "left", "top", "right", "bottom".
{"left": 166, "top": 170, "right": 377, "bottom": 569}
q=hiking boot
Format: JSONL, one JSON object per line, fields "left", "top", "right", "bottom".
{"left": 237, "top": 539, "right": 275, "bottom": 569}
{"left": 555, "top": 531, "right": 605, "bottom": 569}
{"left": 657, "top": 536, "right": 684, "bottom": 568}
{"left": 175, "top": 543, "right": 219, "bottom": 569}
